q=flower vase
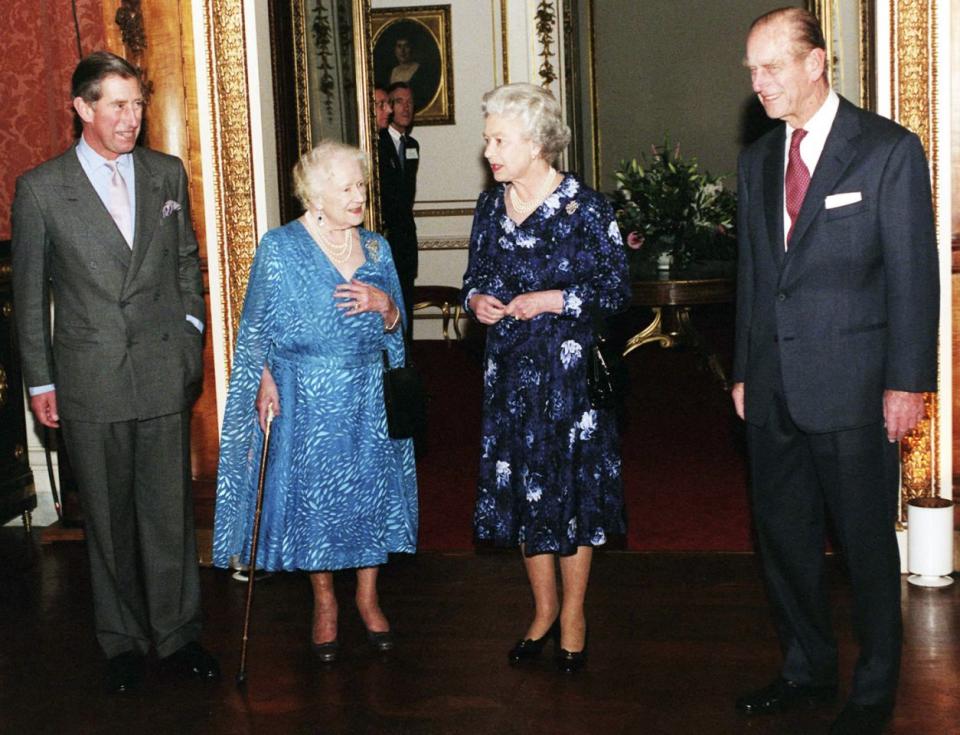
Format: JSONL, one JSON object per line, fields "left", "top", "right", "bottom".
{"left": 656, "top": 252, "right": 674, "bottom": 272}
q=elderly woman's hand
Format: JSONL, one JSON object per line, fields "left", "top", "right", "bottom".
{"left": 334, "top": 279, "right": 399, "bottom": 328}
{"left": 256, "top": 365, "right": 280, "bottom": 432}
{"left": 470, "top": 294, "right": 507, "bottom": 325}
{"left": 504, "top": 290, "right": 564, "bottom": 321}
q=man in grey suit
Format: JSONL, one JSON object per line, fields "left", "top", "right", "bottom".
{"left": 12, "top": 52, "right": 219, "bottom": 693}
{"left": 733, "top": 8, "right": 938, "bottom": 734}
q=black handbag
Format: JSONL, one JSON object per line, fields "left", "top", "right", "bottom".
{"left": 587, "top": 332, "right": 617, "bottom": 408}
{"left": 382, "top": 350, "right": 427, "bottom": 439}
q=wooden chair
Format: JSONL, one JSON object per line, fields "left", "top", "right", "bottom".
{"left": 411, "top": 285, "right": 463, "bottom": 341}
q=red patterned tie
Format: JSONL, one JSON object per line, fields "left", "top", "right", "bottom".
{"left": 784, "top": 128, "right": 809, "bottom": 248}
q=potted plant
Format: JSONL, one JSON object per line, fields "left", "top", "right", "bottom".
{"left": 610, "top": 141, "right": 737, "bottom": 276}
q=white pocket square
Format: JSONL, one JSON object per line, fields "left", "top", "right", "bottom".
{"left": 824, "top": 192, "right": 862, "bottom": 209}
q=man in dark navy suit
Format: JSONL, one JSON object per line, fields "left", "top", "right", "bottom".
{"left": 732, "top": 8, "right": 938, "bottom": 734}
{"left": 378, "top": 82, "right": 420, "bottom": 341}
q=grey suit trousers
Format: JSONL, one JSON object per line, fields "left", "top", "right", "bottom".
{"left": 61, "top": 410, "right": 202, "bottom": 658}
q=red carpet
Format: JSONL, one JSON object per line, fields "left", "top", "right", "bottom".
{"left": 412, "top": 311, "right": 753, "bottom": 552}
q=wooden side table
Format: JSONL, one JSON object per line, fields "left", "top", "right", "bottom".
{"left": 625, "top": 262, "right": 736, "bottom": 390}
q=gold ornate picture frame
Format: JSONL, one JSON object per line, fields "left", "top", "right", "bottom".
{"left": 371, "top": 5, "right": 454, "bottom": 125}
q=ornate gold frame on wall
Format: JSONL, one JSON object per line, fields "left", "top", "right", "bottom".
{"left": 200, "top": 0, "right": 258, "bottom": 370}
{"left": 885, "top": 0, "right": 943, "bottom": 517}
{"left": 808, "top": 0, "right": 875, "bottom": 110}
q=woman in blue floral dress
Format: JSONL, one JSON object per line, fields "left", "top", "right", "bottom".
{"left": 213, "top": 142, "right": 417, "bottom": 662}
{"left": 462, "top": 84, "right": 630, "bottom": 673}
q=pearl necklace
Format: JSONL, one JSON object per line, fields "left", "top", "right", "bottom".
{"left": 509, "top": 167, "right": 557, "bottom": 215}
{"left": 307, "top": 216, "right": 354, "bottom": 265}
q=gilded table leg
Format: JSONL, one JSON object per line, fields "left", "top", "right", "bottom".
{"left": 623, "top": 307, "right": 675, "bottom": 357}
{"left": 675, "top": 307, "right": 730, "bottom": 390}
{"left": 440, "top": 303, "right": 451, "bottom": 341}
{"left": 22, "top": 510, "right": 32, "bottom": 535}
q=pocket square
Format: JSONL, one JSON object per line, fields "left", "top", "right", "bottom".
{"left": 824, "top": 192, "right": 862, "bottom": 209}
{"left": 162, "top": 200, "right": 182, "bottom": 218}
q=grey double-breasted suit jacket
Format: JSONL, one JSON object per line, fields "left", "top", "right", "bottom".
{"left": 11, "top": 144, "right": 204, "bottom": 423}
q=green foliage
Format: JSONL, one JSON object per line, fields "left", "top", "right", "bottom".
{"left": 610, "top": 140, "right": 737, "bottom": 269}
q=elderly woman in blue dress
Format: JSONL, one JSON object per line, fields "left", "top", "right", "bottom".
{"left": 213, "top": 141, "right": 417, "bottom": 663}
{"left": 462, "top": 83, "right": 630, "bottom": 673}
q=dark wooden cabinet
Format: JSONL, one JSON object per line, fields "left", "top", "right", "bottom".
{"left": 0, "top": 240, "right": 36, "bottom": 526}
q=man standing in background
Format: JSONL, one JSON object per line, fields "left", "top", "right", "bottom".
{"left": 12, "top": 51, "right": 218, "bottom": 694}
{"left": 733, "top": 8, "right": 938, "bottom": 734}
{"left": 378, "top": 81, "right": 420, "bottom": 341}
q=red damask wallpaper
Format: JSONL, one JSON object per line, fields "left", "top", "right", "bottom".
{"left": 1, "top": 0, "right": 105, "bottom": 239}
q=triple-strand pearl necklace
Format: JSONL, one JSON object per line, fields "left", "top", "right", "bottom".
{"left": 307, "top": 216, "right": 354, "bottom": 265}
{"left": 509, "top": 166, "right": 558, "bottom": 216}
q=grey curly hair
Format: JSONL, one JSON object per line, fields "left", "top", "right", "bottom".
{"left": 481, "top": 83, "right": 571, "bottom": 164}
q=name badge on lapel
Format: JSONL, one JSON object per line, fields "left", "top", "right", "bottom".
{"left": 405, "top": 148, "right": 418, "bottom": 160}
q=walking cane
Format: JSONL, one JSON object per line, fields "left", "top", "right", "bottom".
{"left": 236, "top": 406, "right": 274, "bottom": 687}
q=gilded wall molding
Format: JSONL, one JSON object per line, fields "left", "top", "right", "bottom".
{"left": 887, "top": 0, "right": 942, "bottom": 512}
{"left": 418, "top": 237, "right": 471, "bottom": 250}
{"left": 202, "top": 0, "right": 258, "bottom": 370}
{"left": 534, "top": 0, "right": 557, "bottom": 87}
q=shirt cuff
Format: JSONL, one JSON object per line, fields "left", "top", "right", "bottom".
{"left": 29, "top": 384, "right": 55, "bottom": 396}
{"left": 185, "top": 315, "right": 204, "bottom": 333}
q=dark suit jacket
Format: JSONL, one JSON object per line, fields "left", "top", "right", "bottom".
{"left": 733, "top": 97, "right": 939, "bottom": 433}
{"left": 378, "top": 127, "right": 419, "bottom": 282}
{"left": 11, "top": 145, "right": 205, "bottom": 423}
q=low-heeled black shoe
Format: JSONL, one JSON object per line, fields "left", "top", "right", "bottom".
{"left": 160, "top": 641, "right": 221, "bottom": 681}
{"left": 366, "top": 629, "right": 395, "bottom": 652}
{"left": 311, "top": 640, "right": 339, "bottom": 663}
{"left": 735, "top": 677, "right": 837, "bottom": 715}
{"left": 556, "top": 629, "right": 588, "bottom": 673}
{"left": 829, "top": 701, "right": 893, "bottom": 735}
{"left": 105, "top": 651, "right": 145, "bottom": 694}
{"left": 507, "top": 618, "right": 560, "bottom": 665}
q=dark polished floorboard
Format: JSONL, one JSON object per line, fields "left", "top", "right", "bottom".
{"left": 1, "top": 529, "right": 957, "bottom": 735}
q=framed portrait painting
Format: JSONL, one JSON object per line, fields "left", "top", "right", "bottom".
{"left": 371, "top": 5, "right": 454, "bottom": 125}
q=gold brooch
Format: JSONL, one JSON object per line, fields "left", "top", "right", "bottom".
{"left": 565, "top": 201, "right": 579, "bottom": 215}
{"left": 368, "top": 240, "right": 381, "bottom": 262}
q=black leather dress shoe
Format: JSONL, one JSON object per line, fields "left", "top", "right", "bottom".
{"left": 311, "top": 640, "right": 339, "bottom": 663}
{"left": 507, "top": 618, "right": 559, "bottom": 665}
{"left": 829, "top": 702, "right": 893, "bottom": 735}
{"left": 735, "top": 677, "right": 837, "bottom": 715}
{"left": 160, "top": 641, "right": 221, "bottom": 681}
{"left": 366, "top": 629, "right": 395, "bottom": 652}
{"left": 105, "top": 651, "right": 144, "bottom": 694}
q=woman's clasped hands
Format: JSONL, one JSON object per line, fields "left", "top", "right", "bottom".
{"left": 469, "top": 290, "right": 564, "bottom": 325}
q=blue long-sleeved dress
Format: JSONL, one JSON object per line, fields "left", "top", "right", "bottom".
{"left": 212, "top": 221, "right": 417, "bottom": 571}
{"left": 462, "top": 174, "right": 630, "bottom": 556}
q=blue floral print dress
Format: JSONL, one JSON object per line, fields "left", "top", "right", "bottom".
{"left": 462, "top": 174, "right": 631, "bottom": 556}
{"left": 212, "top": 222, "right": 417, "bottom": 572}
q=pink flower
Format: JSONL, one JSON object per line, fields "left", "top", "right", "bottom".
{"left": 627, "top": 231, "right": 644, "bottom": 249}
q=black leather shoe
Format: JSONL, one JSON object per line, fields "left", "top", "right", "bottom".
{"left": 556, "top": 629, "right": 588, "bottom": 674}
{"left": 507, "top": 618, "right": 559, "bottom": 665}
{"left": 311, "top": 640, "right": 339, "bottom": 663}
{"left": 105, "top": 651, "right": 144, "bottom": 694}
{"left": 829, "top": 702, "right": 893, "bottom": 734}
{"left": 735, "top": 677, "right": 837, "bottom": 715}
{"left": 366, "top": 629, "right": 395, "bottom": 652}
{"left": 160, "top": 641, "right": 221, "bottom": 681}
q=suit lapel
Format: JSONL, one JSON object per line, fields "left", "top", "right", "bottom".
{"left": 784, "top": 98, "right": 860, "bottom": 258}
{"left": 124, "top": 148, "right": 163, "bottom": 290}
{"left": 761, "top": 131, "right": 786, "bottom": 269}
{"left": 57, "top": 148, "right": 133, "bottom": 269}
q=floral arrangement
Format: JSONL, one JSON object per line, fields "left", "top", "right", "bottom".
{"left": 610, "top": 141, "right": 737, "bottom": 272}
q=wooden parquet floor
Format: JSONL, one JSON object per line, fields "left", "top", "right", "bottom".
{"left": 1, "top": 528, "right": 957, "bottom": 735}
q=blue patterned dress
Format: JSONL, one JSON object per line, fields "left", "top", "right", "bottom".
{"left": 463, "top": 174, "right": 631, "bottom": 556}
{"left": 212, "top": 221, "right": 417, "bottom": 571}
